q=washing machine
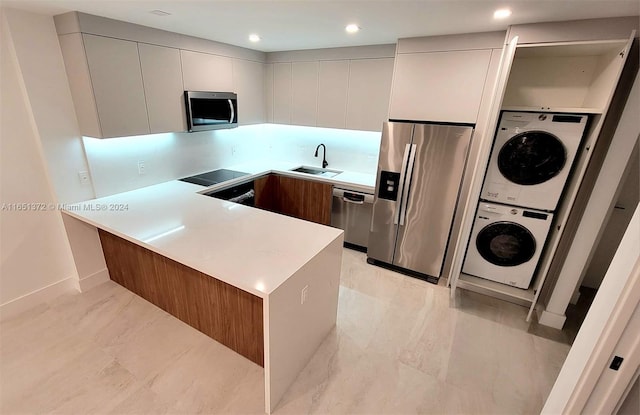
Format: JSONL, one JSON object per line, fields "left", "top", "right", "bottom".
{"left": 481, "top": 111, "right": 589, "bottom": 211}
{"left": 462, "top": 202, "right": 554, "bottom": 289}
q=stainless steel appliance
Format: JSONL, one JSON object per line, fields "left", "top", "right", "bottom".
{"left": 179, "top": 169, "right": 249, "bottom": 187}
{"left": 367, "top": 121, "right": 473, "bottom": 283}
{"left": 184, "top": 91, "right": 238, "bottom": 132}
{"left": 206, "top": 180, "right": 255, "bottom": 207}
{"left": 331, "top": 187, "right": 374, "bottom": 251}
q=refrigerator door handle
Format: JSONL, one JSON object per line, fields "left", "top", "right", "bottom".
{"left": 394, "top": 143, "right": 412, "bottom": 225}
{"left": 399, "top": 144, "right": 417, "bottom": 226}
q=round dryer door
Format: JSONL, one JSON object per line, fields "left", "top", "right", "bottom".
{"left": 476, "top": 221, "right": 536, "bottom": 267}
{"left": 498, "top": 131, "right": 566, "bottom": 185}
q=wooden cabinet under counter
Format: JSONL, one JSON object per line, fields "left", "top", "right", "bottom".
{"left": 254, "top": 174, "right": 333, "bottom": 225}
{"left": 62, "top": 179, "right": 343, "bottom": 413}
{"left": 98, "top": 229, "right": 264, "bottom": 365}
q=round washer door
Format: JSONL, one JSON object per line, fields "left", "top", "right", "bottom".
{"left": 476, "top": 221, "right": 536, "bottom": 267}
{"left": 498, "top": 131, "right": 566, "bottom": 185}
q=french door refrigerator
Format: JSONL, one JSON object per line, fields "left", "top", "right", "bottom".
{"left": 367, "top": 121, "right": 473, "bottom": 283}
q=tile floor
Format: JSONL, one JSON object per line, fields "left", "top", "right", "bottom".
{"left": 1, "top": 249, "right": 572, "bottom": 414}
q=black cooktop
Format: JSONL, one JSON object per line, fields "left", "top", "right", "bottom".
{"left": 179, "top": 169, "right": 250, "bottom": 187}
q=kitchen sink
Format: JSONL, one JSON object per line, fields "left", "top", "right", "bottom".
{"left": 291, "top": 166, "right": 342, "bottom": 178}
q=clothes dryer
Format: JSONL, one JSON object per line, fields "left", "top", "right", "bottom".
{"left": 481, "top": 111, "right": 588, "bottom": 211}
{"left": 462, "top": 202, "right": 554, "bottom": 289}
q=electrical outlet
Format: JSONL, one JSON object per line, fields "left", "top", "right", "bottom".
{"left": 301, "top": 285, "right": 309, "bottom": 305}
{"left": 137, "top": 161, "right": 146, "bottom": 175}
{"left": 78, "top": 170, "right": 90, "bottom": 185}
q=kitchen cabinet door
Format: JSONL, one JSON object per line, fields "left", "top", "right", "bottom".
{"left": 317, "top": 60, "right": 349, "bottom": 129}
{"left": 254, "top": 175, "right": 276, "bottom": 211}
{"left": 389, "top": 50, "right": 492, "bottom": 123}
{"left": 233, "top": 59, "right": 266, "bottom": 125}
{"left": 273, "top": 63, "right": 292, "bottom": 124}
{"left": 291, "top": 61, "right": 319, "bottom": 126}
{"left": 82, "top": 34, "right": 150, "bottom": 137}
{"left": 276, "top": 176, "right": 332, "bottom": 225}
{"left": 346, "top": 58, "right": 394, "bottom": 132}
{"left": 138, "top": 43, "right": 186, "bottom": 134}
{"left": 264, "top": 64, "right": 274, "bottom": 123}
{"left": 181, "top": 50, "right": 233, "bottom": 92}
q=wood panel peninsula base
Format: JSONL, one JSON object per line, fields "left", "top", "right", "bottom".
{"left": 95, "top": 228, "right": 342, "bottom": 413}
{"left": 98, "top": 230, "right": 265, "bottom": 365}
{"left": 60, "top": 179, "right": 345, "bottom": 414}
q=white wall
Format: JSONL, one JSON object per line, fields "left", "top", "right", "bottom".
{"left": 0, "top": 8, "right": 79, "bottom": 315}
{"left": 541, "top": 204, "right": 640, "bottom": 414}
{"left": 261, "top": 124, "right": 381, "bottom": 173}
{"left": 83, "top": 126, "right": 260, "bottom": 197}
{"left": 3, "top": 8, "right": 94, "bottom": 204}
{"left": 83, "top": 124, "right": 381, "bottom": 197}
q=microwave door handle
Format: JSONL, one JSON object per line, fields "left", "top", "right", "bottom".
{"left": 228, "top": 99, "right": 235, "bottom": 123}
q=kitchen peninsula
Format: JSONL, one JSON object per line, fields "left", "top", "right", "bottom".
{"left": 62, "top": 177, "right": 344, "bottom": 414}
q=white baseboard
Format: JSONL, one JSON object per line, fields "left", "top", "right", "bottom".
{"left": 78, "top": 268, "right": 110, "bottom": 292}
{"left": 0, "top": 276, "right": 79, "bottom": 321}
{"left": 537, "top": 308, "right": 567, "bottom": 329}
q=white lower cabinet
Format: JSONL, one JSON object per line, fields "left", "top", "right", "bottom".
{"left": 138, "top": 43, "right": 185, "bottom": 134}
{"left": 82, "top": 34, "right": 150, "bottom": 138}
{"left": 389, "top": 50, "right": 492, "bottom": 124}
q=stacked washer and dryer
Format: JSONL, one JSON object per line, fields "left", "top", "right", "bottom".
{"left": 462, "top": 111, "right": 589, "bottom": 289}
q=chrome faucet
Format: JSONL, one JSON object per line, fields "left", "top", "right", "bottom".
{"left": 314, "top": 144, "right": 328, "bottom": 168}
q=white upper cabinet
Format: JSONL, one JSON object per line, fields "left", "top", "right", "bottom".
{"left": 346, "top": 58, "right": 394, "bottom": 131}
{"left": 138, "top": 43, "right": 186, "bottom": 134}
{"left": 232, "top": 59, "right": 266, "bottom": 125}
{"left": 264, "top": 63, "right": 274, "bottom": 123}
{"left": 265, "top": 52, "right": 394, "bottom": 131}
{"left": 501, "top": 41, "right": 631, "bottom": 112}
{"left": 181, "top": 50, "right": 233, "bottom": 92}
{"left": 317, "top": 60, "right": 349, "bottom": 129}
{"left": 273, "top": 63, "right": 292, "bottom": 124}
{"left": 506, "top": 16, "right": 639, "bottom": 44}
{"left": 58, "top": 33, "right": 102, "bottom": 138}
{"left": 389, "top": 50, "right": 492, "bottom": 124}
{"left": 291, "top": 61, "right": 319, "bottom": 126}
{"left": 82, "top": 34, "right": 150, "bottom": 138}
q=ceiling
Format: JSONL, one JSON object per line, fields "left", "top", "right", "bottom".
{"left": 4, "top": 1, "right": 639, "bottom": 52}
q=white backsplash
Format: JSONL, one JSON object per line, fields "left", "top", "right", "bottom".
{"left": 83, "top": 124, "right": 381, "bottom": 198}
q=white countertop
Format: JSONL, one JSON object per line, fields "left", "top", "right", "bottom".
{"left": 63, "top": 164, "right": 375, "bottom": 298}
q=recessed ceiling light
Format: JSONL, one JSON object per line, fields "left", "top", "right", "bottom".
{"left": 345, "top": 24, "right": 360, "bottom": 33}
{"left": 149, "top": 10, "right": 171, "bottom": 17}
{"left": 249, "top": 34, "right": 261, "bottom": 42}
{"left": 493, "top": 8, "right": 512, "bottom": 19}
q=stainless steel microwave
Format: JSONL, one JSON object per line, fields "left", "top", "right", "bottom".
{"left": 184, "top": 91, "right": 238, "bottom": 132}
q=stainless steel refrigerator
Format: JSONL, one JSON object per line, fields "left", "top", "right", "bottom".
{"left": 367, "top": 121, "right": 473, "bottom": 282}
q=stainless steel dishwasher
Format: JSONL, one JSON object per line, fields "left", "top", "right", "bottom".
{"left": 331, "top": 187, "right": 374, "bottom": 251}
